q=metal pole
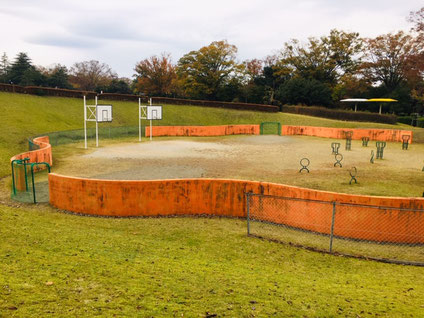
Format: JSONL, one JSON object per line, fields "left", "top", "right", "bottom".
{"left": 22, "top": 158, "right": 29, "bottom": 191}
{"left": 246, "top": 192, "right": 251, "bottom": 235}
{"left": 150, "top": 120, "right": 152, "bottom": 141}
{"left": 84, "top": 95, "right": 87, "bottom": 149}
{"left": 11, "top": 161, "right": 16, "bottom": 195}
{"left": 138, "top": 98, "right": 141, "bottom": 142}
{"left": 31, "top": 164, "right": 36, "bottom": 204}
{"left": 329, "top": 202, "right": 336, "bottom": 253}
{"left": 95, "top": 96, "right": 99, "bottom": 147}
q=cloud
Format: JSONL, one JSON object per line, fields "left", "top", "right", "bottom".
{"left": 70, "top": 20, "right": 139, "bottom": 40}
{"left": 26, "top": 33, "right": 102, "bottom": 49}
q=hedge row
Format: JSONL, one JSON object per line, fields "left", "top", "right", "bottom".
{"left": 398, "top": 116, "right": 424, "bottom": 127}
{"left": 150, "top": 96, "right": 279, "bottom": 112}
{"left": 0, "top": 83, "right": 278, "bottom": 112}
{"left": 281, "top": 105, "right": 397, "bottom": 124}
{"left": 0, "top": 83, "right": 97, "bottom": 98}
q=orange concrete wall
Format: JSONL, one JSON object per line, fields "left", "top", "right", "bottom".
{"left": 49, "top": 174, "right": 424, "bottom": 244}
{"left": 282, "top": 126, "right": 413, "bottom": 143}
{"left": 11, "top": 136, "right": 53, "bottom": 191}
{"left": 146, "top": 125, "right": 260, "bottom": 137}
{"left": 10, "top": 136, "right": 53, "bottom": 165}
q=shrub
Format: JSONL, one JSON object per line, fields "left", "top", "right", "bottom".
{"left": 281, "top": 105, "right": 397, "bottom": 124}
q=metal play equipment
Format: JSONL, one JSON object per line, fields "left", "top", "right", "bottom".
{"left": 362, "top": 137, "right": 369, "bottom": 147}
{"left": 331, "top": 142, "right": 340, "bottom": 155}
{"left": 376, "top": 141, "right": 386, "bottom": 159}
{"left": 344, "top": 131, "right": 353, "bottom": 151}
{"left": 402, "top": 135, "right": 410, "bottom": 150}
{"left": 299, "top": 158, "right": 310, "bottom": 173}
{"left": 139, "top": 98, "right": 163, "bottom": 141}
{"left": 11, "top": 159, "right": 51, "bottom": 203}
{"left": 84, "top": 96, "right": 113, "bottom": 148}
{"left": 334, "top": 154, "right": 343, "bottom": 168}
{"left": 349, "top": 167, "right": 358, "bottom": 185}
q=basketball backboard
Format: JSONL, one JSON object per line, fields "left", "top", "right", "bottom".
{"left": 147, "top": 106, "right": 162, "bottom": 120}
{"left": 96, "top": 105, "right": 113, "bottom": 122}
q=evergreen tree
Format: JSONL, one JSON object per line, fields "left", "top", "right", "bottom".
{"left": 0, "top": 52, "right": 10, "bottom": 82}
{"left": 7, "top": 52, "right": 45, "bottom": 86}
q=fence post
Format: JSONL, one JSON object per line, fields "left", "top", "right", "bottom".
{"left": 31, "top": 164, "right": 36, "bottom": 204}
{"left": 329, "top": 202, "right": 336, "bottom": 253}
{"left": 246, "top": 192, "right": 251, "bottom": 235}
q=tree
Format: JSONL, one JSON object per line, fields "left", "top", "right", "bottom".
{"left": 98, "top": 78, "right": 132, "bottom": 94}
{"left": 44, "top": 65, "right": 72, "bottom": 89}
{"left": 276, "top": 77, "right": 332, "bottom": 106}
{"left": 176, "top": 40, "right": 243, "bottom": 100}
{"left": 409, "top": 7, "right": 424, "bottom": 35}
{"left": 361, "top": 31, "right": 424, "bottom": 92}
{"left": 69, "top": 60, "right": 116, "bottom": 91}
{"left": 134, "top": 53, "right": 176, "bottom": 96}
{"left": 278, "top": 29, "right": 363, "bottom": 85}
{"left": 0, "top": 52, "right": 10, "bottom": 82}
{"left": 7, "top": 53, "right": 39, "bottom": 85}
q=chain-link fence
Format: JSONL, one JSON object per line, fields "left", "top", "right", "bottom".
{"left": 33, "top": 126, "right": 143, "bottom": 147}
{"left": 246, "top": 193, "right": 424, "bottom": 266}
{"left": 11, "top": 159, "right": 50, "bottom": 203}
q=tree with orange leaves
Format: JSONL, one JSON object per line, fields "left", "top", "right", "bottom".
{"left": 134, "top": 53, "right": 177, "bottom": 96}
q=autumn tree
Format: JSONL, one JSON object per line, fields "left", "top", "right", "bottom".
{"left": 134, "top": 53, "right": 176, "bottom": 96}
{"left": 409, "top": 7, "right": 424, "bottom": 36}
{"left": 278, "top": 29, "right": 363, "bottom": 85}
{"left": 69, "top": 60, "right": 116, "bottom": 91}
{"left": 361, "top": 31, "right": 424, "bottom": 92}
{"left": 176, "top": 40, "right": 243, "bottom": 100}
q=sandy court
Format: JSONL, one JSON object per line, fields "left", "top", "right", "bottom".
{"left": 52, "top": 135, "right": 424, "bottom": 197}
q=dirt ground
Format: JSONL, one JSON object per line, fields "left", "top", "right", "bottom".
{"left": 52, "top": 135, "right": 424, "bottom": 197}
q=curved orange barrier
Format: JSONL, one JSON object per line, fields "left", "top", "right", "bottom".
{"left": 10, "top": 136, "right": 52, "bottom": 165}
{"left": 49, "top": 174, "right": 424, "bottom": 244}
{"left": 146, "top": 125, "right": 259, "bottom": 137}
{"left": 10, "top": 136, "right": 52, "bottom": 191}
{"left": 9, "top": 133, "right": 423, "bottom": 244}
{"left": 145, "top": 124, "right": 413, "bottom": 143}
{"left": 281, "top": 126, "right": 413, "bottom": 143}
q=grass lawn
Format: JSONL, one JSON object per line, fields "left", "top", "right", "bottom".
{"left": 1, "top": 91, "right": 424, "bottom": 317}
{"left": 1, "top": 204, "right": 424, "bottom": 317}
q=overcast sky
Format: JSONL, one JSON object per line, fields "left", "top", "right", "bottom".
{"left": 0, "top": 0, "right": 422, "bottom": 78}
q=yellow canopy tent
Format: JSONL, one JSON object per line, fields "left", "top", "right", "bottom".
{"left": 367, "top": 98, "right": 398, "bottom": 115}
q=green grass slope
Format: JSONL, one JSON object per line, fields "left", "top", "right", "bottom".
{"left": 0, "top": 91, "right": 418, "bottom": 177}
{"left": 1, "top": 92, "right": 424, "bottom": 316}
{"left": 1, "top": 205, "right": 423, "bottom": 317}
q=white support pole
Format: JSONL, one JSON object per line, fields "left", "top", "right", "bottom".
{"left": 84, "top": 96, "right": 87, "bottom": 149}
{"left": 150, "top": 119, "right": 152, "bottom": 141}
{"left": 379, "top": 104, "right": 382, "bottom": 115}
{"left": 354, "top": 103, "right": 357, "bottom": 112}
{"left": 95, "top": 96, "right": 99, "bottom": 147}
{"left": 149, "top": 98, "right": 152, "bottom": 141}
{"left": 139, "top": 98, "right": 141, "bottom": 142}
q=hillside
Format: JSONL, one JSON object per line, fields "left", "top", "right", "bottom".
{"left": 0, "top": 91, "right": 419, "bottom": 177}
